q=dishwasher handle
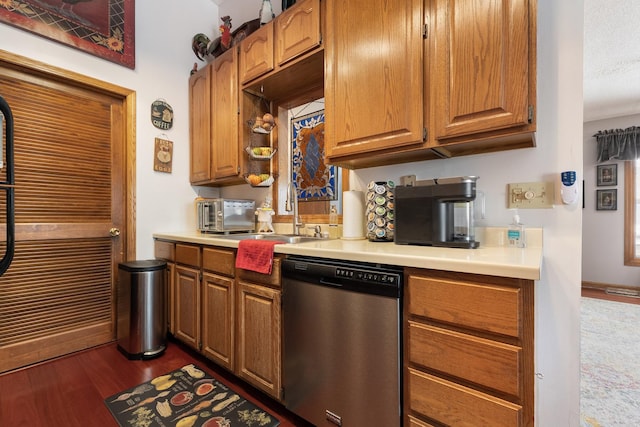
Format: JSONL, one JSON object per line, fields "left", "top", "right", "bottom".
{"left": 319, "top": 277, "right": 344, "bottom": 288}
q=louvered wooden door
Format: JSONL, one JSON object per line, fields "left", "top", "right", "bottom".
{"left": 0, "top": 53, "right": 132, "bottom": 373}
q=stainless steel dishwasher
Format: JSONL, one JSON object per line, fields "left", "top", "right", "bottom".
{"left": 282, "top": 256, "right": 403, "bottom": 427}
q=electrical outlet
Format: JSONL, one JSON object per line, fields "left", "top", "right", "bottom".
{"left": 507, "top": 182, "right": 555, "bottom": 208}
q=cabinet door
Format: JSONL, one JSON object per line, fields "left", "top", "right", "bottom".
{"left": 239, "top": 21, "right": 274, "bottom": 84}
{"left": 276, "top": 0, "right": 321, "bottom": 66}
{"left": 324, "top": 0, "right": 424, "bottom": 159}
{"left": 175, "top": 265, "right": 201, "bottom": 350}
{"left": 211, "top": 47, "right": 240, "bottom": 180}
{"left": 202, "top": 272, "right": 235, "bottom": 371}
{"left": 154, "top": 240, "right": 176, "bottom": 335}
{"left": 189, "top": 65, "right": 212, "bottom": 184}
{"left": 236, "top": 280, "right": 281, "bottom": 399}
{"left": 431, "top": 0, "right": 532, "bottom": 140}
{"left": 166, "top": 262, "right": 175, "bottom": 335}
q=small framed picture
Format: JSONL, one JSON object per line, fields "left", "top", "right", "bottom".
{"left": 597, "top": 164, "right": 617, "bottom": 186}
{"left": 596, "top": 189, "right": 617, "bottom": 210}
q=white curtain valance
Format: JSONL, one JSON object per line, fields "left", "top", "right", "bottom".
{"left": 595, "top": 126, "right": 640, "bottom": 162}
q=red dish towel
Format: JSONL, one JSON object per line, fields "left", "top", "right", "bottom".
{"left": 235, "top": 239, "right": 283, "bottom": 274}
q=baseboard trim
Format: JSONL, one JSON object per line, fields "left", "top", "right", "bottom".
{"left": 582, "top": 281, "right": 640, "bottom": 304}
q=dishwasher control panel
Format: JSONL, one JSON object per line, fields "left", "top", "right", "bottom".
{"left": 283, "top": 256, "right": 403, "bottom": 298}
{"left": 335, "top": 267, "right": 401, "bottom": 286}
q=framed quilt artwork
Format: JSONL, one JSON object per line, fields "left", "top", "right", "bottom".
{"left": 291, "top": 110, "right": 337, "bottom": 201}
{"left": 0, "top": 0, "right": 135, "bottom": 69}
{"left": 596, "top": 189, "right": 617, "bottom": 211}
{"left": 596, "top": 164, "right": 617, "bottom": 186}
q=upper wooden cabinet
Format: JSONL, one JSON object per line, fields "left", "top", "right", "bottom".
{"left": 189, "top": 47, "right": 243, "bottom": 186}
{"left": 241, "top": 0, "right": 324, "bottom": 102}
{"left": 239, "top": 0, "right": 321, "bottom": 85}
{"left": 239, "top": 21, "right": 275, "bottom": 84}
{"left": 211, "top": 47, "right": 242, "bottom": 181}
{"left": 324, "top": 0, "right": 537, "bottom": 168}
{"left": 189, "top": 64, "right": 212, "bottom": 184}
{"left": 324, "top": 0, "right": 426, "bottom": 165}
{"left": 428, "top": 0, "right": 536, "bottom": 155}
{"left": 276, "top": 0, "right": 322, "bottom": 66}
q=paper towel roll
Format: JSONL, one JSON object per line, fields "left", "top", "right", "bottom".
{"left": 342, "top": 190, "right": 365, "bottom": 240}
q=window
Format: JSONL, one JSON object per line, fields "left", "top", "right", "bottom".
{"left": 624, "top": 159, "right": 640, "bottom": 265}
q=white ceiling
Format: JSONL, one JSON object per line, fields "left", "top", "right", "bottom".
{"left": 584, "top": 0, "right": 640, "bottom": 122}
{"left": 209, "top": 0, "right": 640, "bottom": 123}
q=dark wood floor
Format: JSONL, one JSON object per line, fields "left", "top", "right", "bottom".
{"left": 0, "top": 339, "right": 311, "bottom": 427}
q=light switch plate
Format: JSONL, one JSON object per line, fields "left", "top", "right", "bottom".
{"left": 507, "top": 182, "right": 555, "bottom": 208}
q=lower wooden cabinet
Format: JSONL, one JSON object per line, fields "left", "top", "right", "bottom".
{"left": 236, "top": 280, "right": 282, "bottom": 399}
{"left": 201, "top": 272, "right": 235, "bottom": 370}
{"left": 158, "top": 239, "right": 537, "bottom": 421}
{"left": 153, "top": 239, "right": 175, "bottom": 335}
{"left": 235, "top": 259, "right": 282, "bottom": 400}
{"left": 201, "top": 246, "right": 237, "bottom": 370}
{"left": 156, "top": 241, "right": 283, "bottom": 401}
{"left": 165, "top": 262, "right": 176, "bottom": 335}
{"left": 405, "top": 268, "right": 534, "bottom": 427}
{"left": 174, "top": 264, "right": 201, "bottom": 350}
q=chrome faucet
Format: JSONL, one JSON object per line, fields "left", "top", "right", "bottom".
{"left": 307, "top": 225, "right": 322, "bottom": 238}
{"left": 286, "top": 181, "right": 304, "bottom": 235}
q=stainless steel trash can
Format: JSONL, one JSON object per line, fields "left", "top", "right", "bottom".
{"left": 117, "top": 259, "right": 167, "bottom": 359}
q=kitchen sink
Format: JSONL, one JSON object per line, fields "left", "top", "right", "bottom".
{"left": 217, "top": 233, "right": 324, "bottom": 244}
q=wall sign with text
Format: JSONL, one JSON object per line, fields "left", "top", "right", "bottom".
{"left": 151, "top": 99, "right": 173, "bottom": 130}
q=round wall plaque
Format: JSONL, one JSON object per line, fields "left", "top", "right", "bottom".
{"left": 151, "top": 99, "right": 173, "bottom": 130}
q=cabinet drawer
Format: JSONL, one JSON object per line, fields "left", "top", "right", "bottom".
{"left": 237, "top": 256, "right": 281, "bottom": 288}
{"left": 408, "top": 368, "right": 521, "bottom": 427}
{"left": 154, "top": 239, "right": 175, "bottom": 262}
{"left": 202, "top": 247, "right": 235, "bottom": 277}
{"left": 408, "top": 321, "right": 520, "bottom": 397}
{"left": 176, "top": 243, "right": 201, "bottom": 268}
{"left": 408, "top": 273, "right": 521, "bottom": 338}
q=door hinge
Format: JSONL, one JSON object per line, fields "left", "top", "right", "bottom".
{"left": 528, "top": 105, "right": 535, "bottom": 123}
{"left": 423, "top": 127, "right": 428, "bottom": 141}
{"left": 198, "top": 341, "right": 202, "bottom": 351}
{"left": 423, "top": 23, "right": 428, "bottom": 39}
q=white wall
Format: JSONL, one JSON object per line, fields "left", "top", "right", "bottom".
{"left": 583, "top": 113, "right": 640, "bottom": 287}
{"left": 0, "top": 0, "right": 221, "bottom": 259}
{"left": 1, "top": 0, "right": 584, "bottom": 424}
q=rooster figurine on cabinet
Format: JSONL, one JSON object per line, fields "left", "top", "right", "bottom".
{"left": 191, "top": 16, "right": 233, "bottom": 61}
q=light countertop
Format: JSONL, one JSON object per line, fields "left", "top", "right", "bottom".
{"left": 153, "top": 228, "right": 542, "bottom": 280}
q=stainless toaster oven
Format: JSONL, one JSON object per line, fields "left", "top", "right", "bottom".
{"left": 197, "top": 198, "right": 256, "bottom": 233}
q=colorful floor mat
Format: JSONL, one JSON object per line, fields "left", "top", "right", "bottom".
{"left": 105, "top": 364, "right": 280, "bottom": 427}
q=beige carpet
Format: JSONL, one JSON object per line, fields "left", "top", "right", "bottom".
{"left": 580, "top": 297, "right": 640, "bottom": 426}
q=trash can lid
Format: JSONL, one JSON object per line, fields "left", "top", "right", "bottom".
{"left": 119, "top": 259, "right": 167, "bottom": 272}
